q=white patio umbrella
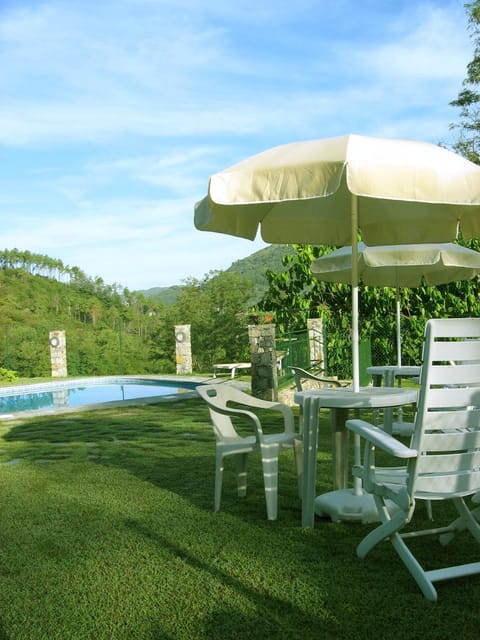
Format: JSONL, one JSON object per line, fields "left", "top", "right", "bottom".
{"left": 310, "top": 242, "right": 480, "bottom": 367}
{"left": 195, "top": 134, "right": 480, "bottom": 391}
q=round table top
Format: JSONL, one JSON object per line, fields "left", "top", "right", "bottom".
{"left": 294, "top": 386, "right": 418, "bottom": 409}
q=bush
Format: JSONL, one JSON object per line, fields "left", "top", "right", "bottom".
{"left": 0, "top": 367, "right": 18, "bottom": 383}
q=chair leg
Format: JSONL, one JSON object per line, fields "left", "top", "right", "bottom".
{"left": 425, "top": 500, "right": 433, "bottom": 521}
{"left": 261, "top": 444, "right": 280, "bottom": 521}
{"left": 439, "top": 500, "right": 480, "bottom": 546}
{"left": 391, "top": 532, "right": 438, "bottom": 602}
{"left": 357, "top": 506, "right": 407, "bottom": 559}
{"left": 235, "top": 453, "right": 249, "bottom": 498}
{"left": 214, "top": 450, "right": 224, "bottom": 512}
{"left": 293, "top": 438, "right": 303, "bottom": 499}
{"left": 358, "top": 498, "right": 438, "bottom": 601}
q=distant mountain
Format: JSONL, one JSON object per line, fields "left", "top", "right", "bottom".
{"left": 140, "top": 244, "right": 294, "bottom": 306}
{"left": 137, "top": 284, "right": 184, "bottom": 306}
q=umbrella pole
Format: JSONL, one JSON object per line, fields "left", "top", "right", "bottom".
{"left": 351, "top": 195, "right": 360, "bottom": 392}
{"left": 396, "top": 288, "right": 402, "bottom": 367}
{"left": 351, "top": 195, "right": 363, "bottom": 496}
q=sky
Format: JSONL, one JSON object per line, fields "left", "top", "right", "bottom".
{"left": 0, "top": 0, "right": 475, "bottom": 291}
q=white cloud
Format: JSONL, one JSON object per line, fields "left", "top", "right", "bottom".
{"left": 0, "top": 0, "right": 475, "bottom": 289}
{"left": 0, "top": 0, "right": 469, "bottom": 147}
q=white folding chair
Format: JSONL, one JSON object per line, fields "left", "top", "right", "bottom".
{"left": 346, "top": 318, "right": 480, "bottom": 601}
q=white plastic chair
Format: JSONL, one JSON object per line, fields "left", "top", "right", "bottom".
{"left": 346, "top": 318, "right": 480, "bottom": 601}
{"left": 196, "top": 383, "right": 302, "bottom": 520}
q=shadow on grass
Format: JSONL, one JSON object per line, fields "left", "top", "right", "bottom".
{"left": 0, "top": 398, "right": 308, "bottom": 519}
{"left": 2, "top": 400, "right": 480, "bottom": 638}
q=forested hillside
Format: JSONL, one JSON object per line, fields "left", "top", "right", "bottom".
{"left": 0, "top": 248, "right": 262, "bottom": 378}
{"left": 225, "top": 245, "right": 293, "bottom": 300}
{"left": 141, "top": 244, "right": 293, "bottom": 305}
{"left": 0, "top": 249, "right": 169, "bottom": 378}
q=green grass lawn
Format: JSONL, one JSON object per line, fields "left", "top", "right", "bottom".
{"left": 0, "top": 395, "right": 478, "bottom": 639}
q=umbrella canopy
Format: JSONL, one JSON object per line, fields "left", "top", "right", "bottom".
{"left": 195, "top": 134, "right": 480, "bottom": 389}
{"left": 311, "top": 242, "right": 480, "bottom": 366}
{"left": 195, "top": 135, "right": 480, "bottom": 246}
{"left": 311, "top": 242, "right": 480, "bottom": 286}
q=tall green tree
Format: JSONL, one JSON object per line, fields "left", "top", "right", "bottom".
{"left": 170, "top": 270, "right": 253, "bottom": 371}
{"left": 450, "top": 1, "right": 480, "bottom": 163}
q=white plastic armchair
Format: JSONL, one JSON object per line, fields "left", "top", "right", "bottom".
{"left": 346, "top": 318, "right": 480, "bottom": 601}
{"left": 196, "top": 383, "right": 302, "bottom": 520}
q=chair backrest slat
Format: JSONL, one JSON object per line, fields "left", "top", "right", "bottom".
{"left": 426, "top": 386, "right": 480, "bottom": 408}
{"left": 417, "top": 449, "right": 480, "bottom": 473}
{"left": 422, "top": 410, "right": 480, "bottom": 430}
{"left": 430, "top": 340, "right": 480, "bottom": 361}
{"left": 422, "top": 428, "right": 480, "bottom": 450}
{"left": 426, "top": 317, "right": 480, "bottom": 337}
{"left": 429, "top": 364, "right": 480, "bottom": 385}
{"left": 415, "top": 471, "right": 480, "bottom": 496}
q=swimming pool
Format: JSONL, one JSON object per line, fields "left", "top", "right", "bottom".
{"left": 0, "top": 376, "right": 203, "bottom": 417}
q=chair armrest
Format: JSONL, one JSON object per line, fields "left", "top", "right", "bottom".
{"left": 233, "top": 396, "right": 296, "bottom": 434}
{"left": 291, "top": 366, "right": 343, "bottom": 391}
{"left": 235, "top": 394, "right": 287, "bottom": 410}
{"left": 346, "top": 419, "right": 417, "bottom": 459}
{"left": 213, "top": 404, "right": 265, "bottom": 435}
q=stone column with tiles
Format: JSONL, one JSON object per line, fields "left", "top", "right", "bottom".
{"left": 175, "top": 324, "right": 192, "bottom": 374}
{"left": 248, "top": 323, "right": 278, "bottom": 401}
{"left": 49, "top": 330, "right": 68, "bottom": 377}
{"left": 307, "top": 318, "right": 324, "bottom": 369}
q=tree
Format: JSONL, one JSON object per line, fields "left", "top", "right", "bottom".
{"left": 259, "top": 243, "right": 480, "bottom": 377}
{"left": 450, "top": 1, "right": 480, "bottom": 163}
{"left": 259, "top": 245, "right": 352, "bottom": 334}
{"left": 0, "top": 259, "right": 169, "bottom": 377}
{"left": 171, "top": 270, "right": 253, "bottom": 371}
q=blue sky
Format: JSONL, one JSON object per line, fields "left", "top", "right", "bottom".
{"left": 0, "top": 0, "right": 474, "bottom": 290}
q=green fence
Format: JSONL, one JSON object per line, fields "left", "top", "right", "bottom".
{"left": 322, "top": 331, "right": 372, "bottom": 385}
{"left": 277, "top": 315, "right": 424, "bottom": 387}
{"left": 276, "top": 330, "right": 310, "bottom": 383}
{"left": 369, "top": 322, "right": 420, "bottom": 368}
{"left": 276, "top": 329, "right": 371, "bottom": 386}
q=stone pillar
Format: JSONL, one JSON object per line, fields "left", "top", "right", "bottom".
{"left": 248, "top": 323, "right": 278, "bottom": 401}
{"left": 49, "top": 330, "right": 68, "bottom": 377}
{"left": 307, "top": 318, "right": 324, "bottom": 368}
{"left": 175, "top": 324, "right": 192, "bottom": 374}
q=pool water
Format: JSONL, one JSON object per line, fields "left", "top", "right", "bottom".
{"left": 0, "top": 377, "right": 198, "bottom": 415}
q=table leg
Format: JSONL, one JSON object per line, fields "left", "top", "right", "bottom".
{"left": 330, "top": 408, "right": 349, "bottom": 490}
{"left": 301, "top": 396, "right": 321, "bottom": 528}
{"left": 381, "top": 370, "right": 396, "bottom": 434}
{"left": 371, "top": 374, "right": 381, "bottom": 425}
{"left": 372, "top": 373, "right": 382, "bottom": 387}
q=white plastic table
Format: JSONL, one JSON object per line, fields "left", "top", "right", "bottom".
{"left": 367, "top": 365, "right": 420, "bottom": 388}
{"left": 294, "top": 386, "right": 418, "bottom": 528}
